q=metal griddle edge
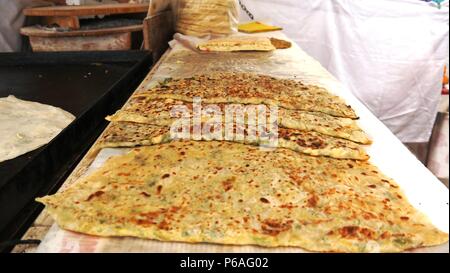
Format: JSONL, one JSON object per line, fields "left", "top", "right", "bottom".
{"left": 0, "top": 51, "right": 153, "bottom": 252}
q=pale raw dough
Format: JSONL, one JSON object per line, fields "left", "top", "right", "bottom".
{"left": 0, "top": 95, "right": 75, "bottom": 162}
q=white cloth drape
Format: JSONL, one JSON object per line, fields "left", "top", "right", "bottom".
{"left": 239, "top": 0, "right": 449, "bottom": 142}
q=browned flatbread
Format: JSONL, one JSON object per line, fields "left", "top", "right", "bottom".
{"left": 270, "top": 38, "right": 292, "bottom": 49}
{"left": 37, "top": 141, "right": 448, "bottom": 252}
{"left": 106, "top": 97, "right": 370, "bottom": 144}
{"left": 98, "top": 121, "right": 368, "bottom": 160}
{"left": 135, "top": 73, "right": 358, "bottom": 119}
{"left": 175, "top": 0, "right": 238, "bottom": 36}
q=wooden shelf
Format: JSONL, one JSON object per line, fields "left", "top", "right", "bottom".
{"left": 24, "top": 3, "right": 149, "bottom": 17}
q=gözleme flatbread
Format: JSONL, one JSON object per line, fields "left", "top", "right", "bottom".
{"left": 106, "top": 97, "right": 370, "bottom": 144}
{"left": 135, "top": 73, "right": 358, "bottom": 119}
{"left": 97, "top": 121, "right": 369, "bottom": 160}
{"left": 37, "top": 141, "right": 448, "bottom": 252}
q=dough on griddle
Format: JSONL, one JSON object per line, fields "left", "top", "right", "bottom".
{"left": 0, "top": 95, "right": 75, "bottom": 162}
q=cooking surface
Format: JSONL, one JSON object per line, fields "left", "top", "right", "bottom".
{"left": 0, "top": 62, "right": 131, "bottom": 187}
{"left": 0, "top": 63, "right": 130, "bottom": 116}
{"left": 0, "top": 51, "right": 152, "bottom": 251}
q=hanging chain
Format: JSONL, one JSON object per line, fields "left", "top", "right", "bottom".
{"left": 239, "top": 0, "right": 255, "bottom": 20}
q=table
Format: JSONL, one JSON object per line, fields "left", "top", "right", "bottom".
{"left": 13, "top": 32, "right": 449, "bottom": 253}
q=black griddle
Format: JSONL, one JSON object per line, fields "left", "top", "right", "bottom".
{"left": 0, "top": 51, "right": 152, "bottom": 252}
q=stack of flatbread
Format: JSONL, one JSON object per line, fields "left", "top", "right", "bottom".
{"left": 102, "top": 72, "right": 370, "bottom": 160}
{"left": 37, "top": 72, "right": 449, "bottom": 252}
{"left": 175, "top": 0, "right": 239, "bottom": 37}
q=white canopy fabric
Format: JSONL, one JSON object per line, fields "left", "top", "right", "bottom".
{"left": 239, "top": 0, "right": 449, "bottom": 142}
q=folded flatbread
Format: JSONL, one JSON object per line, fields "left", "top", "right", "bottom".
{"left": 37, "top": 141, "right": 448, "bottom": 252}
{"left": 270, "top": 38, "right": 292, "bottom": 49}
{"left": 98, "top": 121, "right": 369, "bottom": 160}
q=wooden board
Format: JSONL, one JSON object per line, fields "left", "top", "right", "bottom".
{"left": 21, "top": 25, "right": 143, "bottom": 38}
{"left": 28, "top": 33, "right": 132, "bottom": 52}
{"left": 24, "top": 3, "right": 149, "bottom": 17}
